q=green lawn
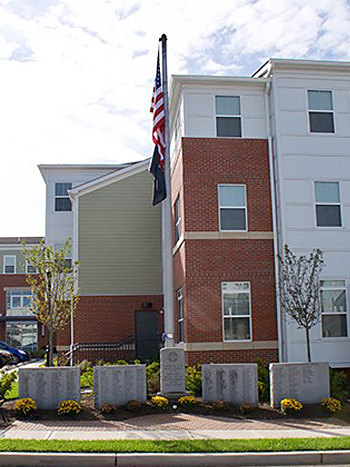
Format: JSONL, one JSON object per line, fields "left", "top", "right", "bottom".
{"left": 0, "top": 437, "right": 349, "bottom": 453}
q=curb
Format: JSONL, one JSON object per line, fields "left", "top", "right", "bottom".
{"left": 0, "top": 450, "right": 350, "bottom": 466}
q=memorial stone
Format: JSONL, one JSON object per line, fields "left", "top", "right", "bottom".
{"left": 270, "top": 362, "right": 330, "bottom": 408}
{"left": 19, "top": 367, "right": 80, "bottom": 410}
{"left": 160, "top": 347, "right": 186, "bottom": 396}
{"left": 94, "top": 365, "right": 147, "bottom": 407}
{"left": 202, "top": 364, "right": 258, "bottom": 406}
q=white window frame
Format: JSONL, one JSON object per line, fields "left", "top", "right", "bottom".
{"left": 6, "top": 289, "right": 33, "bottom": 317}
{"left": 177, "top": 287, "right": 184, "bottom": 343}
{"left": 3, "top": 255, "right": 16, "bottom": 274}
{"left": 222, "top": 281, "right": 252, "bottom": 342}
{"left": 215, "top": 95, "right": 242, "bottom": 138}
{"left": 307, "top": 89, "right": 335, "bottom": 134}
{"left": 175, "top": 194, "right": 181, "bottom": 244}
{"left": 25, "top": 261, "right": 37, "bottom": 274}
{"left": 320, "top": 280, "right": 348, "bottom": 339}
{"left": 314, "top": 181, "right": 342, "bottom": 228}
{"left": 54, "top": 182, "right": 72, "bottom": 212}
{"left": 218, "top": 184, "right": 248, "bottom": 232}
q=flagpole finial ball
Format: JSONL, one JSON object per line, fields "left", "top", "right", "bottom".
{"left": 159, "top": 34, "right": 167, "bottom": 42}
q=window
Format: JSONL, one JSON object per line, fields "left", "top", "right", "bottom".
{"left": 216, "top": 96, "right": 241, "bottom": 137}
{"left": 6, "top": 322, "right": 38, "bottom": 351}
{"left": 175, "top": 195, "right": 181, "bottom": 243}
{"left": 218, "top": 185, "right": 247, "bottom": 231}
{"left": 321, "top": 280, "right": 348, "bottom": 338}
{"left": 222, "top": 282, "right": 251, "bottom": 341}
{"left": 3, "top": 255, "right": 16, "bottom": 274}
{"left": 6, "top": 290, "right": 34, "bottom": 317}
{"left": 308, "top": 90, "right": 334, "bottom": 133}
{"left": 55, "top": 182, "right": 72, "bottom": 211}
{"left": 26, "top": 261, "right": 36, "bottom": 274}
{"left": 177, "top": 287, "right": 184, "bottom": 342}
{"left": 315, "top": 181, "right": 341, "bottom": 227}
{"left": 54, "top": 243, "right": 72, "bottom": 269}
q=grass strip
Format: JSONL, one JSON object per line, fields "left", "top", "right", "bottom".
{"left": 0, "top": 437, "right": 349, "bottom": 453}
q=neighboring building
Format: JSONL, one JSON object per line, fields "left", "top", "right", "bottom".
{"left": 0, "top": 237, "right": 44, "bottom": 352}
{"left": 39, "top": 161, "right": 163, "bottom": 360}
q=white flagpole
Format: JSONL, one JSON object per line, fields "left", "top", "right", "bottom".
{"left": 160, "top": 34, "right": 175, "bottom": 348}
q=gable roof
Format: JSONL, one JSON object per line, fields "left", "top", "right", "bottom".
{"left": 69, "top": 158, "right": 150, "bottom": 199}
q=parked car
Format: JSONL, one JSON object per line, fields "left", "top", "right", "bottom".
{"left": 0, "top": 349, "right": 13, "bottom": 368}
{"left": 0, "top": 341, "right": 30, "bottom": 365}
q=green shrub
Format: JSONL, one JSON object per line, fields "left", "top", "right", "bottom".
{"left": 321, "top": 397, "right": 342, "bottom": 415}
{"left": 52, "top": 355, "right": 69, "bottom": 367}
{"left": 212, "top": 400, "right": 230, "bottom": 412}
{"left": 15, "top": 398, "right": 37, "bottom": 416}
{"left": 115, "top": 360, "right": 128, "bottom": 365}
{"left": 178, "top": 395, "right": 199, "bottom": 408}
{"left": 330, "top": 369, "right": 350, "bottom": 400}
{"left": 253, "top": 358, "right": 270, "bottom": 402}
{"left": 185, "top": 365, "right": 202, "bottom": 396}
{"left": 80, "top": 368, "right": 93, "bottom": 388}
{"left": 0, "top": 370, "right": 17, "bottom": 400}
{"left": 57, "top": 400, "right": 82, "bottom": 416}
{"left": 146, "top": 361, "right": 160, "bottom": 394}
{"left": 125, "top": 400, "right": 142, "bottom": 412}
{"left": 151, "top": 396, "right": 169, "bottom": 409}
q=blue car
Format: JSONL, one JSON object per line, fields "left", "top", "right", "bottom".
{"left": 0, "top": 341, "right": 30, "bottom": 365}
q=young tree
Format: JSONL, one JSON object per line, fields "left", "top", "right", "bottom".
{"left": 22, "top": 237, "right": 79, "bottom": 366}
{"left": 278, "top": 245, "right": 324, "bottom": 363}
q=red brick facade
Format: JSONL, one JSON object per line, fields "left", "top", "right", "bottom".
{"left": 172, "top": 138, "right": 278, "bottom": 364}
{"left": 58, "top": 294, "right": 163, "bottom": 346}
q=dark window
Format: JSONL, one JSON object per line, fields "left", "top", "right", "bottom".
{"left": 321, "top": 281, "right": 348, "bottom": 338}
{"left": 308, "top": 90, "right": 334, "bottom": 133}
{"left": 315, "top": 181, "right": 341, "bottom": 227}
{"left": 216, "top": 96, "right": 241, "bottom": 137}
{"left": 219, "top": 185, "right": 247, "bottom": 231}
{"left": 55, "top": 182, "right": 72, "bottom": 212}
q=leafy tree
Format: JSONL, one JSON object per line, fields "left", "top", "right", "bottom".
{"left": 22, "top": 238, "right": 79, "bottom": 366}
{"left": 278, "top": 245, "right": 324, "bottom": 362}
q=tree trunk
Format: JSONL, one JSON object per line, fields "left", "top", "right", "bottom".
{"left": 48, "top": 328, "right": 54, "bottom": 367}
{"left": 305, "top": 327, "right": 311, "bottom": 362}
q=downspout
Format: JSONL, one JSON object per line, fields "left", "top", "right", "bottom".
{"left": 264, "top": 81, "right": 284, "bottom": 362}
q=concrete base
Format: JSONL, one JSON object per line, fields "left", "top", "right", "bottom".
{"left": 0, "top": 450, "right": 349, "bottom": 467}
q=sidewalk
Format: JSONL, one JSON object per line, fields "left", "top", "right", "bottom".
{"left": 1, "top": 412, "right": 350, "bottom": 440}
{"left": 0, "top": 414, "right": 350, "bottom": 466}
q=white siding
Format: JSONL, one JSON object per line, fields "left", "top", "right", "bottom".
{"left": 182, "top": 88, "right": 267, "bottom": 139}
{"left": 272, "top": 70, "right": 350, "bottom": 367}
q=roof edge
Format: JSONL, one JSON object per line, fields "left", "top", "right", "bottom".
{"left": 69, "top": 159, "right": 150, "bottom": 199}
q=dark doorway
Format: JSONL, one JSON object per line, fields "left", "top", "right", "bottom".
{"left": 135, "top": 311, "right": 160, "bottom": 361}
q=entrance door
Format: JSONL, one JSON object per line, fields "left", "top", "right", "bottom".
{"left": 135, "top": 311, "right": 159, "bottom": 361}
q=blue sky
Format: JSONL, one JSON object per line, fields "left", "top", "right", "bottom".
{"left": 0, "top": 0, "right": 350, "bottom": 236}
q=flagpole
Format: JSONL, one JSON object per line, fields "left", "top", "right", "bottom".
{"left": 160, "top": 34, "right": 175, "bottom": 348}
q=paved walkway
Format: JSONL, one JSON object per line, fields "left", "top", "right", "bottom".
{"left": 1, "top": 413, "right": 349, "bottom": 440}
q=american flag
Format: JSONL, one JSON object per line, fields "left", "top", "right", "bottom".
{"left": 150, "top": 52, "right": 165, "bottom": 170}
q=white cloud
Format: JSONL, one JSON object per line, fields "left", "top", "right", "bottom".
{"left": 0, "top": 0, "right": 349, "bottom": 236}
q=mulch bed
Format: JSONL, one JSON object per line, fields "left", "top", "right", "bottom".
{"left": 0, "top": 392, "right": 334, "bottom": 425}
